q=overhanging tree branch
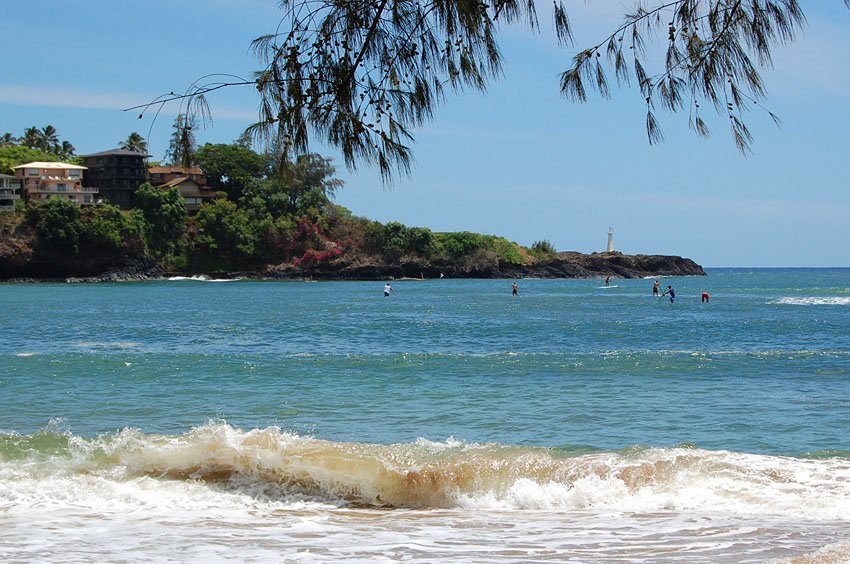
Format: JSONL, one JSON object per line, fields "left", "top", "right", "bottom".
{"left": 125, "top": 1, "right": 825, "bottom": 179}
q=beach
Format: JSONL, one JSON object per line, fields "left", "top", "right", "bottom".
{"left": 1, "top": 269, "right": 849, "bottom": 562}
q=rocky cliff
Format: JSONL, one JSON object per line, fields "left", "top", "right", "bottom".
{"left": 263, "top": 251, "right": 705, "bottom": 280}
{"left": 0, "top": 226, "right": 703, "bottom": 283}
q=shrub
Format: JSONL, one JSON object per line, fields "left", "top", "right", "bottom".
{"left": 531, "top": 239, "right": 557, "bottom": 259}
{"left": 489, "top": 237, "right": 524, "bottom": 264}
{"left": 435, "top": 231, "right": 486, "bottom": 259}
{"left": 363, "top": 221, "right": 386, "bottom": 255}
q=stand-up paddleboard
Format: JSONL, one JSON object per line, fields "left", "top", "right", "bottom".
{"left": 599, "top": 285, "right": 619, "bottom": 289}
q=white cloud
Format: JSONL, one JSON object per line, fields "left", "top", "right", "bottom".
{"left": 0, "top": 84, "right": 258, "bottom": 122}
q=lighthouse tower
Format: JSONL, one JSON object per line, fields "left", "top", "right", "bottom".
{"left": 606, "top": 227, "right": 615, "bottom": 253}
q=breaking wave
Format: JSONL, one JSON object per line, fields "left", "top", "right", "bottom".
{"left": 2, "top": 422, "right": 850, "bottom": 517}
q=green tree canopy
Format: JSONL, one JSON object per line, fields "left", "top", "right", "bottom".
{"left": 0, "top": 146, "right": 61, "bottom": 174}
{"left": 25, "top": 196, "right": 82, "bottom": 253}
{"left": 240, "top": 153, "right": 343, "bottom": 218}
{"left": 79, "top": 204, "right": 146, "bottom": 252}
{"left": 195, "top": 143, "right": 267, "bottom": 201}
{"left": 135, "top": 182, "right": 188, "bottom": 257}
{"left": 193, "top": 198, "right": 259, "bottom": 265}
{"left": 275, "top": 153, "right": 343, "bottom": 213}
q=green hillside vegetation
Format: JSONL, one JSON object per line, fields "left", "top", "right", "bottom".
{"left": 0, "top": 141, "right": 551, "bottom": 276}
{"left": 1, "top": 125, "right": 81, "bottom": 173}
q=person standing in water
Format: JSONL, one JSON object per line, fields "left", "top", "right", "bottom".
{"left": 701, "top": 291, "right": 710, "bottom": 303}
{"left": 512, "top": 282, "right": 518, "bottom": 297}
{"left": 662, "top": 285, "right": 676, "bottom": 303}
{"left": 653, "top": 280, "right": 660, "bottom": 296}
{"left": 383, "top": 283, "right": 393, "bottom": 297}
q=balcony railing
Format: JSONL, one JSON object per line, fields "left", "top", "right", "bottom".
{"left": 27, "top": 186, "right": 98, "bottom": 194}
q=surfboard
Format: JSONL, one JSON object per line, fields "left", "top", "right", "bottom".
{"left": 599, "top": 285, "right": 619, "bottom": 289}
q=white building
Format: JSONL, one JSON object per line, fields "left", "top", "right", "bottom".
{"left": 13, "top": 162, "right": 98, "bottom": 205}
{"left": 0, "top": 173, "right": 21, "bottom": 212}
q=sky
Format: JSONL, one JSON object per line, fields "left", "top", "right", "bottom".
{"left": 2, "top": 1, "right": 849, "bottom": 267}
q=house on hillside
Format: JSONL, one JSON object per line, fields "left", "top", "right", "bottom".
{"left": 82, "top": 149, "right": 148, "bottom": 209}
{"left": 0, "top": 174, "right": 21, "bottom": 212}
{"left": 13, "top": 162, "right": 98, "bottom": 205}
{"left": 149, "top": 165, "right": 215, "bottom": 212}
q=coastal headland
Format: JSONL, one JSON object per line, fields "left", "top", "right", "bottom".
{"left": 263, "top": 251, "right": 705, "bottom": 281}
{"left": 0, "top": 239, "right": 704, "bottom": 282}
{"left": 1, "top": 144, "right": 703, "bottom": 283}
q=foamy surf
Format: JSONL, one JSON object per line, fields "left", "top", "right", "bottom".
{"left": 167, "top": 275, "right": 242, "bottom": 282}
{"left": 3, "top": 422, "right": 850, "bottom": 517}
{"left": 772, "top": 296, "right": 850, "bottom": 306}
{"left": 3, "top": 423, "right": 850, "bottom": 562}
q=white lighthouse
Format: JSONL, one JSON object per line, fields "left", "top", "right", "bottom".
{"left": 606, "top": 227, "right": 614, "bottom": 253}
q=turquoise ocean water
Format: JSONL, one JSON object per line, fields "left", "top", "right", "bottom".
{"left": 1, "top": 269, "right": 849, "bottom": 562}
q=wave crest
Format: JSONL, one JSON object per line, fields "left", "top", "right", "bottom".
{"left": 3, "top": 422, "right": 850, "bottom": 516}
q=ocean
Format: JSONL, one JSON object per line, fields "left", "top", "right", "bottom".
{"left": 1, "top": 268, "right": 849, "bottom": 562}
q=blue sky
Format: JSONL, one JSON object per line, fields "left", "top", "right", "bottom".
{"left": 2, "top": 1, "right": 848, "bottom": 267}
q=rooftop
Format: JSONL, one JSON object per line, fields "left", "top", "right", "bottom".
{"left": 159, "top": 176, "right": 191, "bottom": 188}
{"left": 83, "top": 148, "right": 150, "bottom": 158}
{"left": 13, "top": 162, "right": 87, "bottom": 170}
{"left": 149, "top": 165, "right": 203, "bottom": 175}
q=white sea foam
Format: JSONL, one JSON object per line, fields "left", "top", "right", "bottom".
{"left": 3, "top": 425, "right": 850, "bottom": 561}
{"left": 168, "top": 275, "right": 210, "bottom": 281}
{"left": 167, "top": 275, "right": 242, "bottom": 282}
{"left": 4, "top": 424, "right": 850, "bottom": 518}
{"left": 75, "top": 341, "right": 140, "bottom": 349}
{"left": 772, "top": 296, "right": 850, "bottom": 306}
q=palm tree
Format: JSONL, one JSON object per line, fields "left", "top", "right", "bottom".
{"left": 119, "top": 132, "right": 148, "bottom": 154}
{"left": 58, "top": 141, "right": 76, "bottom": 160}
{"left": 0, "top": 133, "right": 17, "bottom": 147}
{"left": 21, "top": 127, "right": 40, "bottom": 149}
{"left": 39, "top": 125, "right": 60, "bottom": 154}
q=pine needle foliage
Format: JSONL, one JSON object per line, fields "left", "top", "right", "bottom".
{"left": 130, "top": 1, "right": 824, "bottom": 177}
{"left": 247, "top": 0, "right": 572, "bottom": 181}
{"left": 559, "top": 0, "right": 807, "bottom": 154}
